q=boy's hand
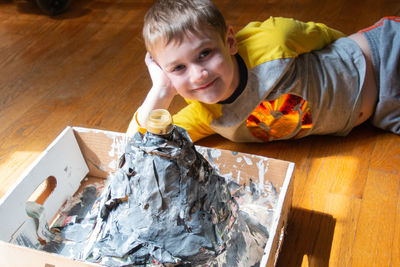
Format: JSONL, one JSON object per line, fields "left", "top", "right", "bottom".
{"left": 127, "top": 53, "right": 177, "bottom": 136}
{"left": 145, "top": 52, "right": 177, "bottom": 96}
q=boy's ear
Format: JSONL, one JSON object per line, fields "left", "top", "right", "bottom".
{"left": 226, "top": 25, "right": 238, "bottom": 55}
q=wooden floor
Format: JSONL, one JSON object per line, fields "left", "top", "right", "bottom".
{"left": 1, "top": 0, "right": 399, "bottom": 266}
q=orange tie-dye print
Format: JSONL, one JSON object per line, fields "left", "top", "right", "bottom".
{"left": 247, "top": 94, "right": 312, "bottom": 141}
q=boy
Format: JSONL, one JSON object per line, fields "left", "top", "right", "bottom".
{"left": 127, "top": 0, "right": 399, "bottom": 142}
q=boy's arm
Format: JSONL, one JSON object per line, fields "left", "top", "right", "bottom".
{"left": 236, "top": 17, "right": 346, "bottom": 67}
{"left": 282, "top": 17, "right": 345, "bottom": 53}
{"left": 127, "top": 99, "right": 218, "bottom": 142}
{"left": 126, "top": 53, "right": 177, "bottom": 137}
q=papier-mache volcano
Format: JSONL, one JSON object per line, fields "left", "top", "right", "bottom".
{"left": 81, "top": 124, "right": 269, "bottom": 266}
{"left": 39, "top": 112, "right": 272, "bottom": 266}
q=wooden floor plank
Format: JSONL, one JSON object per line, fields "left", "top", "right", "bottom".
{"left": 324, "top": 193, "right": 362, "bottom": 267}
{"left": 394, "top": 188, "right": 400, "bottom": 267}
{"left": 351, "top": 170, "right": 400, "bottom": 266}
{"left": 370, "top": 133, "right": 400, "bottom": 174}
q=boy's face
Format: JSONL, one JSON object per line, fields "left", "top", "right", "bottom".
{"left": 151, "top": 26, "right": 239, "bottom": 104}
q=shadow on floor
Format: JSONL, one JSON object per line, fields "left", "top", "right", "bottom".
{"left": 276, "top": 208, "right": 336, "bottom": 267}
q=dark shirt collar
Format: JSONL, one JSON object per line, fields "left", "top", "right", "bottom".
{"left": 218, "top": 53, "right": 248, "bottom": 104}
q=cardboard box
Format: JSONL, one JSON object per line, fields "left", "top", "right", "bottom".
{"left": 0, "top": 126, "right": 294, "bottom": 267}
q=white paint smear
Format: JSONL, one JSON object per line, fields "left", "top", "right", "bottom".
{"left": 243, "top": 156, "right": 253, "bottom": 166}
{"left": 236, "top": 170, "right": 241, "bottom": 184}
{"left": 108, "top": 160, "right": 116, "bottom": 170}
{"left": 108, "top": 136, "right": 127, "bottom": 158}
{"left": 210, "top": 148, "right": 222, "bottom": 160}
{"left": 256, "top": 159, "right": 269, "bottom": 191}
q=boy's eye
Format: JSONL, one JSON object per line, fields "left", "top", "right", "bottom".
{"left": 173, "top": 65, "right": 185, "bottom": 72}
{"left": 199, "top": 49, "right": 211, "bottom": 59}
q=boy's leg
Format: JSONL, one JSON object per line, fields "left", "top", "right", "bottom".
{"left": 359, "top": 17, "right": 400, "bottom": 134}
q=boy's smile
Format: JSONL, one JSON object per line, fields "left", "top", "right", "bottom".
{"left": 193, "top": 78, "right": 217, "bottom": 91}
{"left": 152, "top": 26, "right": 239, "bottom": 104}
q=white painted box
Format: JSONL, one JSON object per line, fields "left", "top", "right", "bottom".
{"left": 0, "top": 126, "right": 294, "bottom": 267}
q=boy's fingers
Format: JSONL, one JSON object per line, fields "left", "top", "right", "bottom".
{"left": 145, "top": 52, "right": 152, "bottom": 62}
{"left": 145, "top": 54, "right": 162, "bottom": 71}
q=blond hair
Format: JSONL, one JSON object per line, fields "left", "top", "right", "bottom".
{"left": 143, "top": 0, "right": 227, "bottom": 53}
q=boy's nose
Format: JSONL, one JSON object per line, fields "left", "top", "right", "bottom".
{"left": 190, "top": 64, "right": 208, "bottom": 83}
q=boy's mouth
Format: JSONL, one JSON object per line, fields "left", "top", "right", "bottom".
{"left": 193, "top": 78, "right": 217, "bottom": 91}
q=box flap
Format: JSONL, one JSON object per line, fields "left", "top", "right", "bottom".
{"left": 73, "top": 127, "right": 129, "bottom": 179}
{"left": 0, "top": 127, "right": 89, "bottom": 244}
